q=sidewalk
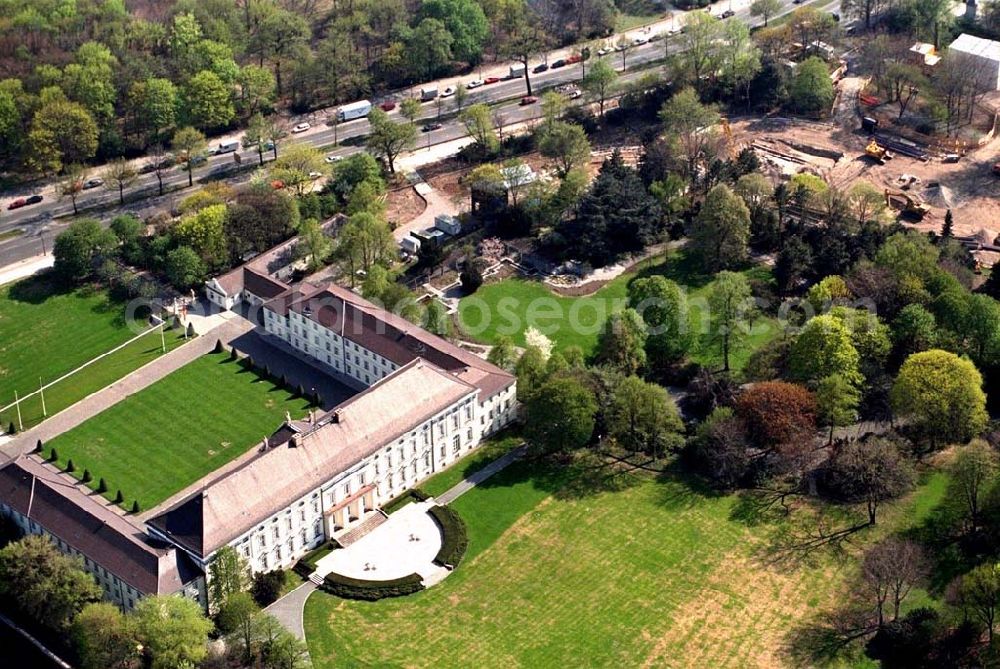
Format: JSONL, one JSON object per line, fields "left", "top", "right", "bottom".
{"left": 436, "top": 444, "right": 527, "bottom": 505}
{"left": 0, "top": 254, "right": 52, "bottom": 287}
{"left": 0, "top": 317, "right": 252, "bottom": 462}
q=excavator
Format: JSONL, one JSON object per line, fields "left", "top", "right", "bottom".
{"left": 884, "top": 189, "right": 930, "bottom": 220}
{"left": 865, "top": 140, "right": 894, "bottom": 164}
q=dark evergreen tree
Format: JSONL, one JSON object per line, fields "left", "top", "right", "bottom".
{"left": 49, "top": 447, "right": 58, "bottom": 462}
{"left": 66, "top": 459, "right": 75, "bottom": 473}
{"left": 941, "top": 209, "right": 953, "bottom": 240}
{"left": 114, "top": 490, "right": 124, "bottom": 504}
{"left": 186, "top": 322, "right": 195, "bottom": 338}
{"left": 131, "top": 500, "right": 140, "bottom": 513}
{"left": 34, "top": 439, "right": 43, "bottom": 453}
{"left": 8, "top": 422, "right": 16, "bottom": 435}
{"left": 213, "top": 339, "right": 225, "bottom": 353}
{"left": 97, "top": 478, "right": 108, "bottom": 493}
{"left": 82, "top": 469, "right": 92, "bottom": 483}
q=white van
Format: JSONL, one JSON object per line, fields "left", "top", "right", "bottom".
{"left": 215, "top": 140, "right": 239, "bottom": 155}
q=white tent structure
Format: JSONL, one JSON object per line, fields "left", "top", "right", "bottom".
{"left": 947, "top": 33, "right": 1000, "bottom": 90}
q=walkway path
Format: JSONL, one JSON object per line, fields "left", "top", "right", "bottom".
{"left": 435, "top": 444, "right": 527, "bottom": 505}
{"left": 264, "top": 582, "right": 317, "bottom": 641}
{"left": 0, "top": 315, "right": 251, "bottom": 462}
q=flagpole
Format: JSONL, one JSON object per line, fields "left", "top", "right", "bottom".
{"left": 14, "top": 390, "right": 23, "bottom": 432}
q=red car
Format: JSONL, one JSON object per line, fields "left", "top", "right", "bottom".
{"left": 520, "top": 96, "right": 538, "bottom": 105}
{"left": 379, "top": 101, "right": 396, "bottom": 111}
{"left": 7, "top": 198, "right": 26, "bottom": 210}
{"left": 484, "top": 77, "right": 501, "bottom": 85}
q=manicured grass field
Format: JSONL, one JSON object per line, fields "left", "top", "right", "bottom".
{"left": 0, "top": 274, "right": 170, "bottom": 429}
{"left": 44, "top": 352, "right": 314, "bottom": 510}
{"left": 457, "top": 250, "right": 780, "bottom": 372}
{"left": 419, "top": 431, "right": 523, "bottom": 498}
{"left": 303, "top": 459, "right": 950, "bottom": 668}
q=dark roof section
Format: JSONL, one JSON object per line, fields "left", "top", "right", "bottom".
{"left": 265, "top": 282, "right": 515, "bottom": 400}
{"left": 242, "top": 268, "right": 288, "bottom": 301}
{"left": 0, "top": 457, "right": 197, "bottom": 595}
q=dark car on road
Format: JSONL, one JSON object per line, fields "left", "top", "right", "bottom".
{"left": 421, "top": 122, "right": 443, "bottom": 132}
{"left": 721, "top": 9, "right": 735, "bottom": 17}
{"left": 533, "top": 63, "right": 549, "bottom": 73}
{"left": 551, "top": 59, "right": 566, "bottom": 68}
{"left": 7, "top": 195, "right": 42, "bottom": 210}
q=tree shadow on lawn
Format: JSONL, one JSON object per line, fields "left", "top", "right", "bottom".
{"left": 5, "top": 270, "right": 70, "bottom": 304}
{"left": 470, "top": 449, "right": 644, "bottom": 501}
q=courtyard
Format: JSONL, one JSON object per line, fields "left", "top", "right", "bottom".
{"left": 303, "top": 455, "right": 950, "bottom": 668}
{"left": 43, "top": 351, "right": 316, "bottom": 510}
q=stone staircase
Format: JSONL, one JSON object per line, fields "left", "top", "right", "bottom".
{"left": 308, "top": 572, "right": 324, "bottom": 586}
{"left": 335, "top": 510, "right": 389, "bottom": 548}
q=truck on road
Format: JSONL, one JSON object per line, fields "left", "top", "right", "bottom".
{"left": 420, "top": 86, "right": 438, "bottom": 101}
{"left": 337, "top": 99, "right": 372, "bottom": 122}
{"left": 509, "top": 64, "right": 526, "bottom": 78}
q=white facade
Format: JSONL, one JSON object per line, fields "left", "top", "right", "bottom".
{"left": 948, "top": 33, "right": 1000, "bottom": 90}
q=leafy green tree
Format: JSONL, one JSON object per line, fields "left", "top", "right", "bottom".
{"left": 460, "top": 103, "right": 499, "bottom": 154}
{"left": 806, "top": 275, "right": 851, "bottom": 313}
{"left": 399, "top": 98, "right": 421, "bottom": 124}
{"left": 102, "top": 158, "right": 138, "bottom": 205}
{"left": 582, "top": 59, "right": 618, "bottom": 117}
{"left": 181, "top": 70, "right": 235, "bottom": 130}
{"left": 789, "top": 315, "right": 862, "bottom": 385}
{"left": 607, "top": 375, "right": 684, "bottom": 456}
{"left": 329, "top": 152, "right": 384, "bottom": 202}
{"left": 875, "top": 232, "right": 939, "bottom": 284}
{"left": 597, "top": 309, "right": 648, "bottom": 375}
{"left": 133, "top": 595, "right": 213, "bottom": 669}
{"left": 0, "top": 535, "right": 102, "bottom": 630}
{"left": 172, "top": 126, "right": 207, "bottom": 187}
{"left": 407, "top": 18, "right": 454, "bottom": 80}
{"left": 962, "top": 294, "right": 1000, "bottom": 367}
{"left": 828, "top": 306, "right": 892, "bottom": 369}
{"left": 538, "top": 121, "right": 591, "bottom": 177}
{"left": 487, "top": 336, "right": 518, "bottom": 371}
{"left": 891, "top": 349, "right": 988, "bottom": 448}
{"left": 366, "top": 108, "right": 416, "bottom": 173}
{"left": 718, "top": 20, "right": 761, "bottom": 106}
{"left": 525, "top": 377, "right": 597, "bottom": 454}
{"left": 73, "top": 602, "right": 138, "bottom": 669}
{"left": 271, "top": 144, "right": 327, "bottom": 195}
{"left": 259, "top": 9, "right": 310, "bottom": 95}
{"left": 164, "top": 245, "right": 207, "bottom": 289}
{"left": 816, "top": 374, "right": 860, "bottom": 443}
{"left": 238, "top": 64, "right": 275, "bottom": 118}
{"left": 629, "top": 276, "right": 694, "bottom": 367}
{"left": 891, "top": 304, "right": 937, "bottom": 358}
{"left": 217, "top": 592, "right": 259, "bottom": 663}
{"left": 420, "top": 0, "right": 489, "bottom": 63}
{"left": 28, "top": 99, "right": 99, "bottom": 173}
{"left": 659, "top": 87, "right": 720, "bottom": 177}
{"left": 848, "top": 181, "right": 887, "bottom": 225}
{"left": 708, "top": 271, "right": 755, "bottom": 372}
{"left": 296, "top": 218, "right": 333, "bottom": 271}
{"left": 950, "top": 439, "right": 998, "bottom": 535}
{"left": 174, "top": 203, "right": 228, "bottom": 269}
{"left": 790, "top": 56, "right": 835, "bottom": 114}
{"left": 501, "top": 14, "right": 550, "bottom": 97}
{"left": 224, "top": 184, "right": 299, "bottom": 256}
{"left": 750, "top": 0, "right": 782, "bottom": 26}
{"left": 515, "top": 345, "right": 548, "bottom": 400}
{"left": 208, "top": 545, "right": 250, "bottom": 608}
{"left": 243, "top": 113, "right": 284, "bottom": 165}
{"left": 53, "top": 218, "right": 118, "bottom": 283}
{"left": 692, "top": 184, "right": 751, "bottom": 272}
{"left": 334, "top": 211, "right": 396, "bottom": 280}
{"left": 960, "top": 563, "right": 1000, "bottom": 643}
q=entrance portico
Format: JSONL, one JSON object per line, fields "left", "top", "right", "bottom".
{"left": 323, "top": 484, "right": 376, "bottom": 536}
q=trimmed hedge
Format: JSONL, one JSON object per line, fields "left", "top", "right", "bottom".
{"left": 293, "top": 542, "right": 336, "bottom": 578}
{"left": 321, "top": 572, "right": 424, "bottom": 600}
{"left": 429, "top": 505, "right": 468, "bottom": 569}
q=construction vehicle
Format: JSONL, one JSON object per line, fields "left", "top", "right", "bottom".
{"left": 884, "top": 189, "right": 930, "bottom": 220}
{"left": 865, "top": 140, "right": 894, "bottom": 164}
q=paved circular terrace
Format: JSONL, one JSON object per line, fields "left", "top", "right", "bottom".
{"left": 313, "top": 500, "right": 449, "bottom": 584}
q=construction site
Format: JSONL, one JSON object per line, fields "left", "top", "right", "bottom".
{"left": 725, "top": 73, "right": 1000, "bottom": 272}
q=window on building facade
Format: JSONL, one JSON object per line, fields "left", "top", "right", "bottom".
{"left": 453, "top": 435, "right": 461, "bottom": 454}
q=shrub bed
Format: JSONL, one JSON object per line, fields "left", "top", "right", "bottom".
{"left": 321, "top": 572, "right": 424, "bottom": 600}
{"left": 429, "top": 504, "right": 468, "bottom": 568}
{"left": 293, "top": 542, "right": 336, "bottom": 578}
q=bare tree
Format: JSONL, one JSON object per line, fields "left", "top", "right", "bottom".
{"left": 56, "top": 164, "right": 87, "bottom": 216}
{"left": 821, "top": 436, "right": 915, "bottom": 525}
{"left": 103, "top": 158, "right": 138, "bottom": 205}
{"left": 148, "top": 144, "right": 169, "bottom": 196}
{"left": 862, "top": 538, "right": 927, "bottom": 628}
{"left": 492, "top": 109, "right": 508, "bottom": 145}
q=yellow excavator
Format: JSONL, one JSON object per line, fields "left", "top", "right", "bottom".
{"left": 884, "top": 189, "right": 930, "bottom": 220}
{"left": 865, "top": 140, "right": 894, "bottom": 164}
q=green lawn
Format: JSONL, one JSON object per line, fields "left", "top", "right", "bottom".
{"left": 457, "top": 250, "right": 780, "bottom": 373}
{"left": 304, "top": 458, "right": 951, "bottom": 669}
{"left": 420, "top": 430, "right": 523, "bottom": 498}
{"left": 0, "top": 274, "right": 161, "bottom": 428}
{"left": 44, "top": 352, "right": 314, "bottom": 510}
{"left": 614, "top": 0, "right": 665, "bottom": 31}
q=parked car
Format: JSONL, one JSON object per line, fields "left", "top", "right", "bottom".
{"left": 379, "top": 100, "right": 396, "bottom": 111}
{"left": 308, "top": 171, "right": 324, "bottom": 180}
{"left": 291, "top": 122, "right": 311, "bottom": 133}
{"left": 466, "top": 79, "right": 484, "bottom": 89}
{"left": 520, "top": 96, "right": 538, "bottom": 105}
{"left": 484, "top": 76, "right": 501, "bottom": 84}
{"left": 26, "top": 194, "right": 43, "bottom": 205}
{"left": 441, "top": 86, "right": 455, "bottom": 97}
{"left": 597, "top": 47, "right": 611, "bottom": 56}
{"left": 551, "top": 59, "right": 566, "bottom": 68}
{"left": 7, "top": 198, "right": 26, "bottom": 210}
{"left": 421, "top": 122, "right": 443, "bottom": 132}
{"left": 567, "top": 89, "right": 582, "bottom": 100}
{"left": 82, "top": 177, "right": 104, "bottom": 189}
{"left": 533, "top": 63, "right": 549, "bottom": 73}
{"left": 325, "top": 154, "right": 343, "bottom": 163}
{"left": 721, "top": 9, "right": 735, "bottom": 18}
{"left": 632, "top": 36, "right": 649, "bottom": 45}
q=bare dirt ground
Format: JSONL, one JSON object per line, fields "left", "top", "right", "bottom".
{"left": 386, "top": 185, "right": 426, "bottom": 228}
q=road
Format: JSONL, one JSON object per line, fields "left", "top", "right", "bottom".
{"left": 0, "top": 0, "right": 835, "bottom": 269}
